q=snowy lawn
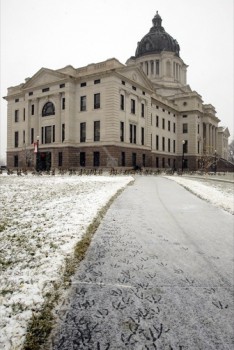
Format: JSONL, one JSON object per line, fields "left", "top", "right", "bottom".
{"left": 0, "top": 174, "right": 133, "bottom": 350}
{"left": 165, "top": 175, "right": 234, "bottom": 215}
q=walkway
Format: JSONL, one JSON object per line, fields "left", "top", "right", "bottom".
{"left": 51, "top": 176, "right": 234, "bottom": 350}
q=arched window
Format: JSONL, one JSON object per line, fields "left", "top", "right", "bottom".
{"left": 42, "top": 102, "right": 55, "bottom": 116}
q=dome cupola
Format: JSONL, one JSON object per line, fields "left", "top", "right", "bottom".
{"left": 135, "top": 11, "right": 180, "bottom": 58}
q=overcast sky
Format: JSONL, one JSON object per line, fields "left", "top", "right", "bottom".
{"left": 0, "top": 0, "right": 233, "bottom": 161}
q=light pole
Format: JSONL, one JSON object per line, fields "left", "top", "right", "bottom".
{"left": 36, "top": 136, "right": 40, "bottom": 172}
{"left": 214, "top": 149, "right": 217, "bottom": 174}
{"left": 182, "top": 140, "right": 185, "bottom": 174}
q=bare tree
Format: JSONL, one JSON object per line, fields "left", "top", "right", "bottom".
{"left": 197, "top": 151, "right": 220, "bottom": 173}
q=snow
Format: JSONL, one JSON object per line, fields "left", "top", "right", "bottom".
{"left": 164, "top": 175, "right": 234, "bottom": 215}
{"left": 0, "top": 174, "right": 132, "bottom": 350}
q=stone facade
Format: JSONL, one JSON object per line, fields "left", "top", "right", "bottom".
{"left": 3, "top": 12, "right": 230, "bottom": 171}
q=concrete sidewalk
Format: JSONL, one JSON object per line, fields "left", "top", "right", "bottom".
{"left": 51, "top": 176, "right": 233, "bottom": 350}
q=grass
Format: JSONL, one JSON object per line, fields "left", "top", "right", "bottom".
{"left": 23, "top": 180, "right": 134, "bottom": 350}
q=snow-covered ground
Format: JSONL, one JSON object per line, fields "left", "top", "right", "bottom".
{"left": 165, "top": 175, "right": 234, "bottom": 215}
{"left": 0, "top": 173, "right": 233, "bottom": 349}
{"left": 0, "top": 174, "right": 132, "bottom": 350}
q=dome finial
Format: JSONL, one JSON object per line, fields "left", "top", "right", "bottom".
{"left": 153, "top": 11, "right": 162, "bottom": 27}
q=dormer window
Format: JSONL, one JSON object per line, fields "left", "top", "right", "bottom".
{"left": 42, "top": 102, "right": 55, "bottom": 116}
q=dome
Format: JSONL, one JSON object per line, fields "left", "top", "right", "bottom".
{"left": 135, "top": 12, "right": 180, "bottom": 58}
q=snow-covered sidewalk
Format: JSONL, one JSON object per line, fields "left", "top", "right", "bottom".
{"left": 0, "top": 175, "right": 132, "bottom": 350}
{"left": 164, "top": 175, "right": 234, "bottom": 215}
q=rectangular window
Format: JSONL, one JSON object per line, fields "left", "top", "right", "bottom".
{"left": 81, "top": 82, "right": 86, "bottom": 87}
{"left": 120, "top": 122, "right": 124, "bottom": 142}
{"left": 14, "top": 155, "right": 18, "bottom": 167}
{"left": 183, "top": 115, "right": 187, "bottom": 118}
{"left": 23, "top": 130, "right": 25, "bottom": 144}
{"left": 42, "top": 87, "right": 49, "bottom": 92}
{"left": 183, "top": 123, "right": 188, "bottom": 133}
{"left": 122, "top": 81, "right": 125, "bottom": 85}
{"left": 198, "top": 141, "right": 200, "bottom": 154}
{"left": 132, "top": 153, "right": 136, "bottom": 167}
{"left": 31, "top": 128, "right": 34, "bottom": 144}
{"left": 80, "top": 152, "right": 86, "bottom": 166}
{"left": 62, "top": 124, "right": 65, "bottom": 142}
{"left": 62, "top": 98, "right": 65, "bottom": 110}
{"left": 168, "top": 120, "right": 170, "bottom": 131}
{"left": 93, "top": 152, "right": 100, "bottom": 167}
{"left": 142, "top": 154, "right": 146, "bottom": 167}
{"left": 94, "top": 93, "right": 100, "bottom": 109}
{"left": 156, "top": 60, "right": 159, "bottom": 75}
{"left": 156, "top": 135, "right": 159, "bottom": 150}
{"left": 60, "top": 83, "right": 65, "bottom": 88}
{"left": 173, "top": 140, "right": 176, "bottom": 153}
{"left": 80, "top": 122, "right": 86, "bottom": 142}
{"left": 31, "top": 104, "right": 34, "bottom": 115}
{"left": 129, "top": 124, "right": 136, "bottom": 144}
{"left": 94, "top": 121, "right": 100, "bottom": 141}
{"left": 197, "top": 124, "right": 200, "bottom": 134}
{"left": 156, "top": 157, "right": 159, "bottom": 168}
{"left": 120, "top": 94, "right": 124, "bottom": 110}
{"left": 168, "top": 138, "right": 171, "bottom": 152}
{"left": 141, "top": 127, "right": 144, "bottom": 145}
{"left": 41, "top": 127, "right": 44, "bottom": 144}
{"left": 29, "top": 91, "right": 33, "bottom": 96}
{"left": 168, "top": 158, "right": 171, "bottom": 167}
{"left": 162, "top": 118, "right": 165, "bottom": 129}
{"left": 173, "top": 122, "right": 176, "bottom": 133}
{"left": 15, "top": 98, "right": 19, "bottom": 103}
{"left": 162, "top": 137, "right": 165, "bottom": 151}
{"left": 45, "top": 126, "right": 52, "bottom": 144}
{"left": 131, "top": 99, "right": 136, "bottom": 114}
{"left": 162, "top": 158, "right": 165, "bottom": 168}
{"left": 132, "top": 86, "right": 136, "bottom": 91}
{"left": 80, "top": 96, "right": 86, "bottom": 111}
{"left": 58, "top": 152, "right": 63, "bottom": 167}
{"left": 183, "top": 140, "right": 188, "bottom": 153}
{"left": 15, "top": 131, "right": 19, "bottom": 148}
{"left": 94, "top": 79, "right": 100, "bottom": 84}
{"left": 23, "top": 108, "right": 25, "bottom": 121}
{"left": 121, "top": 152, "right": 125, "bottom": 166}
{"left": 156, "top": 115, "right": 159, "bottom": 127}
{"left": 141, "top": 103, "right": 145, "bottom": 117}
{"left": 15, "top": 110, "right": 19, "bottom": 122}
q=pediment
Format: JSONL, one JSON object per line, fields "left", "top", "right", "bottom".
{"left": 117, "top": 66, "right": 154, "bottom": 91}
{"left": 23, "top": 68, "right": 68, "bottom": 89}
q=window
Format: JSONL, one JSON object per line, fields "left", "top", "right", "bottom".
{"left": 15, "top": 98, "right": 19, "bottom": 103}
{"left": 142, "top": 154, "right": 146, "bottom": 167}
{"left": 130, "top": 124, "right": 136, "bottom": 144}
{"left": 156, "top": 60, "right": 159, "bottom": 75}
{"left": 15, "top": 110, "right": 19, "bottom": 122}
{"left": 131, "top": 99, "right": 136, "bottom": 114}
{"left": 62, "top": 124, "right": 65, "bottom": 142}
{"left": 15, "top": 131, "right": 19, "bottom": 148}
{"left": 60, "top": 83, "right": 65, "bottom": 88}
{"left": 141, "top": 103, "right": 145, "bottom": 118}
{"left": 23, "top": 130, "right": 25, "bottom": 144}
{"left": 183, "top": 102, "right": 187, "bottom": 106}
{"left": 80, "top": 96, "right": 86, "bottom": 111}
{"left": 162, "top": 118, "right": 165, "bottom": 129}
{"left": 80, "top": 122, "right": 86, "bottom": 142}
{"left": 120, "top": 94, "right": 124, "bottom": 110}
{"left": 29, "top": 92, "right": 33, "bottom": 96}
{"left": 142, "top": 91, "right": 145, "bottom": 95}
{"left": 31, "top": 104, "right": 34, "bottom": 115}
{"left": 183, "top": 140, "right": 188, "bottom": 153}
{"left": 183, "top": 123, "right": 188, "bottom": 133}
{"left": 168, "top": 158, "right": 171, "bottom": 167}
{"left": 183, "top": 115, "right": 187, "bottom": 118}
{"left": 42, "top": 102, "right": 55, "bottom": 116}
{"left": 94, "top": 79, "right": 100, "bottom": 84}
{"left": 94, "top": 121, "right": 100, "bottom": 141}
{"left": 168, "top": 138, "right": 171, "bottom": 152}
{"left": 14, "top": 155, "right": 19, "bottom": 167}
{"left": 162, "top": 158, "right": 165, "bottom": 168}
{"left": 156, "top": 157, "right": 159, "bottom": 168}
{"left": 58, "top": 152, "right": 63, "bottom": 167}
{"left": 197, "top": 124, "right": 200, "bottom": 134}
{"left": 31, "top": 128, "right": 34, "bottom": 144}
{"left": 132, "top": 153, "right": 137, "bottom": 167}
{"left": 141, "top": 127, "right": 144, "bottom": 145}
{"left": 81, "top": 82, "right": 86, "bottom": 87}
{"left": 62, "top": 98, "right": 65, "bottom": 110}
{"left": 80, "top": 152, "right": 86, "bottom": 166}
{"left": 94, "top": 93, "right": 100, "bottom": 109}
{"left": 173, "top": 122, "right": 176, "bottom": 133}
{"left": 168, "top": 121, "right": 170, "bottom": 131}
{"left": 132, "top": 86, "right": 136, "bottom": 91}
{"left": 173, "top": 140, "right": 176, "bottom": 153}
{"left": 162, "top": 137, "right": 165, "bottom": 151}
{"left": 42, "top": 87, "right": 50, "bottom": 92}
{"left": 156, "top": 115, "right": 159, "bottom": 127}
{"left": 121, "top": 152, "right": 125, "bottom": 166}
{"left": 120, "top": 122, "right": 124, "bottom": 142}
{"left": 122, "top": 81, "right": 125, "bottom": 85}
{"left": 93, "top": 152, "right": 100, "bottom": 167}
{"left": 198, "top": 141, "right": 200, "bottom": 154}
{"left": 23, "top": 108, "right": 25, "bottom": 121}
{"left": 45, "top": 126, "right": 54, "bottom": 144}
{"left": 156, "top": 135, "right": 159, "bottom": 150}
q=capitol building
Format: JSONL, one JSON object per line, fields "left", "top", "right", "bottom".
{"left": 4, "top": 12, "right": 231, "bottom": 171}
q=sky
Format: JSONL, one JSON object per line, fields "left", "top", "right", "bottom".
{"left": 0, "top": 0, "right": 233, "bottom": 162}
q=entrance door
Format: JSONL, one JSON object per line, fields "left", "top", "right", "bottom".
{"left": 38, "top": 152, "right": 51, "bottom": 171}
